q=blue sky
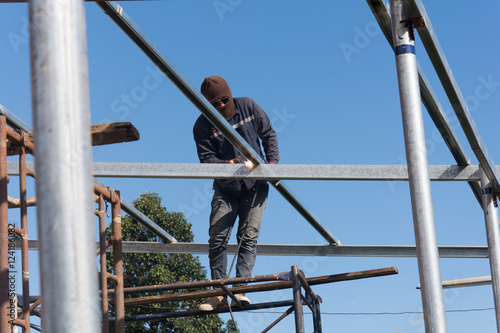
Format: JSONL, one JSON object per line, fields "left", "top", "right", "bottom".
{"left": 1, "top": 1, "right": 500, "bottom": 332}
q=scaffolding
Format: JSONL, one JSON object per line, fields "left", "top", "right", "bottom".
{"left": 0, "top": 0, "right": 499, "bottom": 332}
{"left": 0, "top": 116, "right": 127, "bottom": 332}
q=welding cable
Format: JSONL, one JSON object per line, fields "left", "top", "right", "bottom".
{"left": 225, "top": 179, "right": 263, "bottom": 333}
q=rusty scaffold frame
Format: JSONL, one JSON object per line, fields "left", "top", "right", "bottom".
{"left": 0, "top": 115, "right": 127, "bottom": 332}
{"left": 105, "top": 265, "right": 397, "bottom": 333}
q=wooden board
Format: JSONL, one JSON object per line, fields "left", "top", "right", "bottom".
{"left": 7, "top": 122, "right": 140, "bottom": 155}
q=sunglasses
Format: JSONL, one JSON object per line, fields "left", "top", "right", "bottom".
{"left": 210, "top": 96, "right": 229, "bottom": 108}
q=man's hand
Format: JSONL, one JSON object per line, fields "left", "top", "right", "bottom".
{"left": 226, "top": 156, "right": 242, "bottom": 164}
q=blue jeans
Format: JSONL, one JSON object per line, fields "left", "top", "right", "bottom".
{"left": 208, "top": 183, "right": 268, "bottom": 284}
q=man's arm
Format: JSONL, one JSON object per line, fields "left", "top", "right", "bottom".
{"left": 193, "top": 119, "right": 226, "bottom": 164}
{"left": 253, "top": 101, "right": 280, "bottom": 164}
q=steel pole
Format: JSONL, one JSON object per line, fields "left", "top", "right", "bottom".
{"left": 111, "top": 191, "right": 125, "bottom": 333}
{"left": 390, "top": 1, "right": 447, "bottom": 332}
{"left": 291, "top": 266, "right": 304, "bottom": 333}
{"left": 98, "top": 196, "right": 109, "bottom": 333}
{"left": 19, "top": 136, "right": 30, "bottom": 332}
{"left": 28, "top": 1, "right": 99, "bottom": 332}
{"left": 480, "top": 166, "right": 500, "bottom": 331}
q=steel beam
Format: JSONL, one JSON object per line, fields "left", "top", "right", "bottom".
{"left": 0, "top": 105, "right": 31, "bottom": 133}
{"left": 87, "top": 162, "right": 493, "bottom": 181}
{"left": 29, "top": 0, "right": 100, "bottom": 331}
{"left": 16, "top": 240, "right": 491, "bottom": 258}
{"left": 405, "top": 0, "right": 500, "bottom": 195}
{"left": 95, "top": 1, "right": 340, "bottom": 245}
{"left": 7, "top": 161, "right": 498, "bottom": 181}
{"left": 390, "top": 1, "right": 446, "bottom": 331}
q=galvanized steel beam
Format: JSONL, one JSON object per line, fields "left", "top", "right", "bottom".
{"left": 7, "top": 161, "right": 500, "bottom": 181}
{"left": 88, "top": 162, "right": 494, "bottom": 181}
{"left": 95, "top": 1, "right": 340, "bottom": 245}
{"left": 16, "top": 240, "right": 490, "bottom": 258}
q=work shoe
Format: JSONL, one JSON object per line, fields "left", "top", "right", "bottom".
{"left": 231, "top": 293, "right": 251, "bottom": 307}
{"left": 198, "top": 296, "right": 227, "bottom": 311}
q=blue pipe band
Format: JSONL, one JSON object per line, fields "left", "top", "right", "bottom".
{"left": 395, "top": 44, "right": 415, "bottom": 55}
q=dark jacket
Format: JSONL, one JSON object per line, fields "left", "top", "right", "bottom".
{"left": 193, "top": 97, "right": 279, "bottom": 195}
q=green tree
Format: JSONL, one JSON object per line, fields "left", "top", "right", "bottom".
{"left": 105, "top": 192, "right": 236, "bottom": 332}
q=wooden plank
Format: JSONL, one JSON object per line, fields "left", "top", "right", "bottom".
{"left": 122, "top": 267, "right": 399, "bottom": 306}
{"left": 7, "top": 122, "right": 140, "bottom": 155}
{"left": 90, "top": 122, "right": 140, "bottom": 147}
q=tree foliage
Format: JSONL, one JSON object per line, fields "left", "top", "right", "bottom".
{"left": 105, "top": 192, "right": 236, "bottom": 332}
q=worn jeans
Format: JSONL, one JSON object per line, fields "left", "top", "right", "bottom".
{"left": 208, "top": 183, "right": 268, "bottom": 284}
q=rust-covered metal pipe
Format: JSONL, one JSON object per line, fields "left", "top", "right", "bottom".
{"left": 108, "top": 270, "right": 292, "bottom": 295}
{"left": 6, "top": 128, "right": 35, "bottom": 156}
{"left": 111, "top": 191, "right": 125, "bottom": 333}
{"left": 98, "top": 195, "right": 109, "bottom": 333}
{"left": 122, "top": 266, "right": 398, "bottom": 306}
{"left": 291, "top": 265, "right": 304, "bottom": 333}
{"left": 18, "top": 133, "right": 30, "bottom": 332}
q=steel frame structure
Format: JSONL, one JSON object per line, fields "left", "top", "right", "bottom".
{"left": 0, "top": 0, "right": 499, "bottom": 332}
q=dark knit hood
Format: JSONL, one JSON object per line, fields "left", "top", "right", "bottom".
{"left": 201, "top": 76, "right": 235, "bottom": 120}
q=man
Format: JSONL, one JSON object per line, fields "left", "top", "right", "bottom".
{"left": 193, "top": 76, "right": 279, "bottom": 311}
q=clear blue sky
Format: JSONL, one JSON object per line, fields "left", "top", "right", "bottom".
{"left": 1, "top": 1, "right": 500, "bottom": 332}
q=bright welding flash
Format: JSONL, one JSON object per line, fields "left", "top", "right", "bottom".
{"left": 244, "top": 160, "right": 253, "bottom": 168}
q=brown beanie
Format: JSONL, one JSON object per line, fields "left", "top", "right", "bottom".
{"left": 201, "top": 76, "right": 235, "bottom": 120}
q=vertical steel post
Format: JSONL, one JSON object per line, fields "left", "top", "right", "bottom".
{"left": 19, "top": 134, "right": 30, "bottom": 332}
{"left": 313, "top": 300, "right": 322, "bottom": 333}
{"left": 98, "top": 195, "right": 109, "bottom": 333}
{"left": 480, "top": 167, "right": 500, "bottom": 331}
{"left": 28, "top": 1, "right": 99, "bottom": 332}
{"left": 390, "top": 1, "right": 447, "bottom": 332}
{"left": 0, "top": 117, "right": 9, "bottom": 333}
{"left": 291, "top": 266, "right": 304, "bottom": 333}
{"left": 111, "top": 191, "right": 125, "bottom": 333}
